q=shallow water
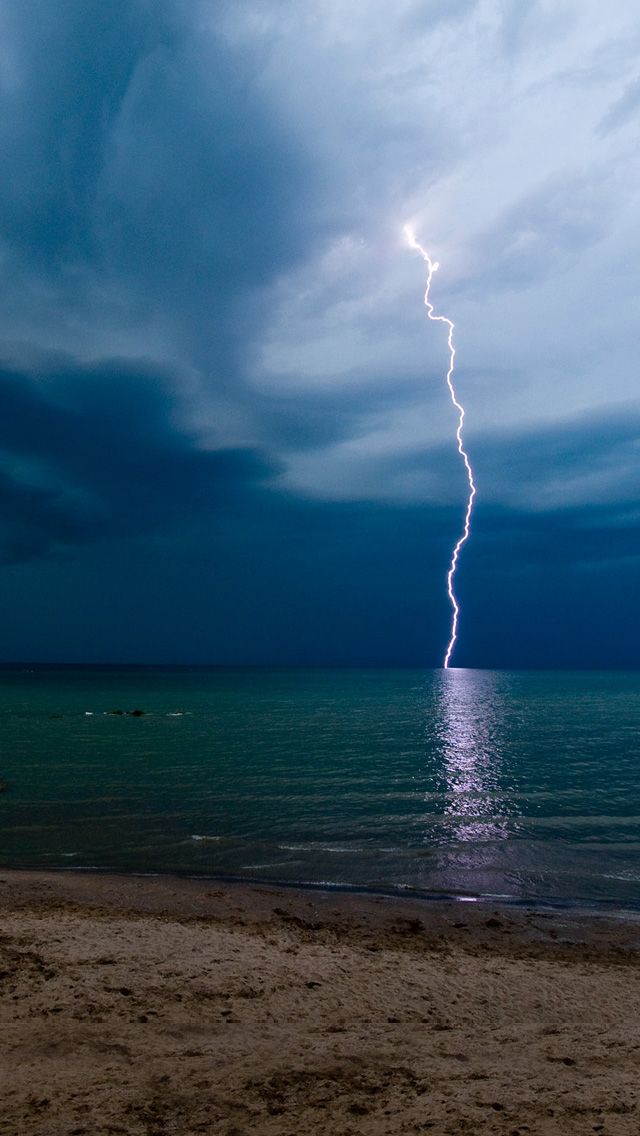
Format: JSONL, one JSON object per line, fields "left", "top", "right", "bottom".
{"left": 1, "top": 666, "right": 639, "bottom": 906}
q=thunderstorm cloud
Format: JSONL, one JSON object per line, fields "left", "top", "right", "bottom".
{"left": 0, "top": 0, "right": 638, "bottom": 666}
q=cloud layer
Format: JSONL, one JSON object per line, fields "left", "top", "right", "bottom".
{"left": 0, "top": 0, "right": 638, "bottom": 665}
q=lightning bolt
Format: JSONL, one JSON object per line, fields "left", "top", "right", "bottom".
{"left": 404, "top": 225, "right": 477, "bottom": 669}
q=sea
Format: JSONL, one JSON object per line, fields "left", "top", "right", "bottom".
{"left": 1, "top": 666, "right": 639, "bottom": 909}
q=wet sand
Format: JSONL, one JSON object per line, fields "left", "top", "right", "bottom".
{"left": 2, "top": 870, "right": 640, "bottom": 1135}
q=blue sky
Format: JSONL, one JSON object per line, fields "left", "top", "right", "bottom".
{"left": 0, "top": 0, "right": 638, "bottom": 665}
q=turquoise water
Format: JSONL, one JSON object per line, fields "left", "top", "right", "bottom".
{"left": 1, "top": 666, "right": 639, "bottom": 906}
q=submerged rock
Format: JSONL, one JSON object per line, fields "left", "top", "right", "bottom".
{"left": 0, "top": 779, "right": 8, "bottom": 793}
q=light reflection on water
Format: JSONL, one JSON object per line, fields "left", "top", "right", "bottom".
{"left": 1, "top": 666, "right": 640, "bottom": 906}
{"left": 434, "top": 668, "right": 513, "bottom": 845}
{"left": 416, "top": 668, "right": 523, "bottom": 899}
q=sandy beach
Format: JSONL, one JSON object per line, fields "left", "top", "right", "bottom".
{"left": 2, "top": 871, "right": 640, "bottom": 1135}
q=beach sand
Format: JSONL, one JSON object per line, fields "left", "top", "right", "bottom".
{"left": 2, "top": 871, "right": 640, "bottom": 1135}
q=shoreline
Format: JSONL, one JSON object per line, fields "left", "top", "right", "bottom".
{"left": 4, "top": 864, "right": 640, "bottom": 961}
{"left": 3, "top": 868, "right": 640, "bottom": 1134}
{"left": 4, "top": 861, "right": 640, "bottom": 924}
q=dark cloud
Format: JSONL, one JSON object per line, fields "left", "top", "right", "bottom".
{"left": 0, "top": 0, "right": 169, "bottom": 272}
{"left": 469, "top": 501, "right": 640, "bottom": 570}
{"left": 250, "top": 366, "right": 448, "bottom": 451}
{"left": 0, "top": 467, "right": 93, "bottom": 565}
{"left": 97, "top": 24, "right": 321, "bottom": 363}
{"left": 471, "top": 406, "right": 640, "bottom": 508}
{"left": 368, "top": 404, "right": 640, "bottom": 518}
{"left": 0, "top": 476, "right": 636, "bottom": 667}
{"left": 0, "top": 0, "right": 323, "bottom": 388}
{"left": 0, "top": 1, "right": 637, "bottom": 666}
{"left": 0, "top": 353, "right": 277, "bottom": 563}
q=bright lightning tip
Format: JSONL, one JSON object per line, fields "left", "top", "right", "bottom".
{"left": 403, "top": 224, "right": 438, "bottom": 270}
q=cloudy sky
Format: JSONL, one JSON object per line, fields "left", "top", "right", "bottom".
{"left": 0, "top": 0, "right": 638, "bottom": 666}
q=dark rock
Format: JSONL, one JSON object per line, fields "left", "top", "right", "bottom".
{"left": 0, "top": 780, "right": 8, "bottom": 793}
{"left": 129, "top": 709, "right": 145, "bottom": 717}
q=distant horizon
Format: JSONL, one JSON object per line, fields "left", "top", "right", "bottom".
{"left": 1, "top": 661, "right": 638, "bottom": 673}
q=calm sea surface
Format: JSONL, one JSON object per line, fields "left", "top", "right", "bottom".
{"left": 1, "top": 667, "right": 639, "bottom": 907}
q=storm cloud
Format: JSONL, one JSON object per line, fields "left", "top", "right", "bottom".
{"left": 0, "top": 0, "right": 638, "bottom": 666}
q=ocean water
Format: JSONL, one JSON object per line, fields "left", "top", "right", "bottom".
{"left": 1, "top": 666, "right": 639, "bottom": 908}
